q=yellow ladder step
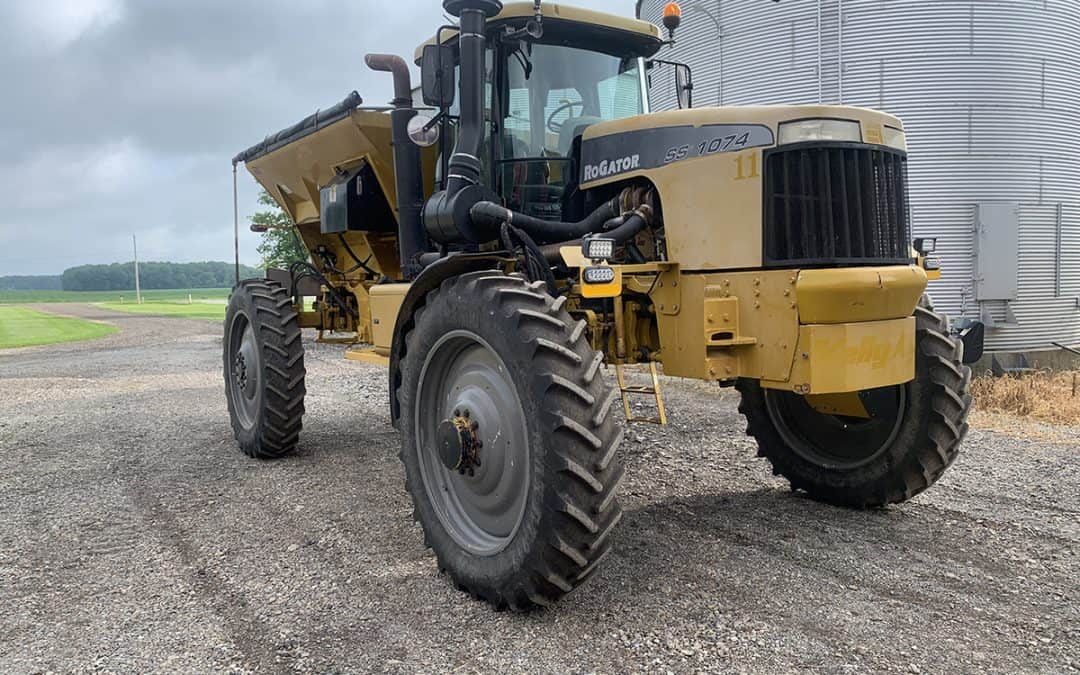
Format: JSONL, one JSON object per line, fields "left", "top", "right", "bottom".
{"left": 615, "top": 362, "right": 668, "bottom": 426}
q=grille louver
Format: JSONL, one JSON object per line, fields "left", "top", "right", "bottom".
{"left": 764, "top": 143, "right": 912, "bottom": 267}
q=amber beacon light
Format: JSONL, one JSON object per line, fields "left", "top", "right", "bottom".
{"left": 662, "top": 1, "right": 682, "bottom": 39}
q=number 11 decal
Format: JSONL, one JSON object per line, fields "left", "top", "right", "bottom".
{"left": 734, "top": 151, "right": 760, "bottom": 180}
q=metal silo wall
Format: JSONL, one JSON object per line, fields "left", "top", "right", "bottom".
{"left": 638, "top": 0, "right": 1080, "bottom": 352}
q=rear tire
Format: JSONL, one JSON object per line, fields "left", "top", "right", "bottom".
{"left": 397, "top": 272, "right": 624, "bottom": 610}
{"left": 736, "top": 296, "right": 972, "bottom": 507}
{"left": 224, "top": 279, "right": 306, "bottom": 459}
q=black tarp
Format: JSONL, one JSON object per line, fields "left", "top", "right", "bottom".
{"left": 231, "top": 91, "right": 364, "bottom": 165}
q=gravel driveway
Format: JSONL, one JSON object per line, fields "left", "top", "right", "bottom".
{"left": 1, "top": 304, "right": 1077, "bottom": 673}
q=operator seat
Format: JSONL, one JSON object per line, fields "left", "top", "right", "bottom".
{"left": 557, "top": 116, "right": 605, "bottom": 157}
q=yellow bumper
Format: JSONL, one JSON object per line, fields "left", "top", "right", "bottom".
{"left": 796, "top": 266, "right": 926, "bottom": 324}
{"left": 767, "top": 317, "right": 916, "bottom": 394}
{"left": 652, "top": 266, "right": 924, "bottom": 393}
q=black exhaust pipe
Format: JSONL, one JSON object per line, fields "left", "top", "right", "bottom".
{"left": 365, "top": 53, "right": 426, "bottom": 279}
{"left": 422, "top": 0, "right": 505, "bottom": 244}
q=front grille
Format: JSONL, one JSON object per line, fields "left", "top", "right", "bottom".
{"left": 763, "top": 143, "right": 912, "bottom": 266}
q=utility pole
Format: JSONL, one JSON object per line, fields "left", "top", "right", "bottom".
{"left": 133, "top": 234, "right": 142, "bottom": 305}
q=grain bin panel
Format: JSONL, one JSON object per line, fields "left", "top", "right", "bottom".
{"left": 638, "top": 0, "right": 1080, "bottom": 351}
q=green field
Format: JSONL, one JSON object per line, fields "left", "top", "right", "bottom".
{"left": 0, "top": 288, "right": 231, "bottom": 304}
{"left": 98, "top": 301, "right": 225, "bottom": 321}
{"left": 0, "top": 306, "right": 118, "bottom": 349}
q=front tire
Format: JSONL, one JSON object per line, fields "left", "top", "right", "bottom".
{"left": 397, "top": 272, "right": 624, "bottom": 610}
{"left": 736, "top": 297, "right": 972, "bottom": 507}
{"left": 224, "top": 279, "right": 306, "bottom": 459}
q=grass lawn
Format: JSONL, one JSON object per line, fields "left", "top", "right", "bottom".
{"left": 0, "top": 306, "right": 118, "bottom": 349}
{"left": 98, "top": 301, "right": 225, "bottom": 321}
{"left": 0, "top": 288, "right": 232, "bottom": 304}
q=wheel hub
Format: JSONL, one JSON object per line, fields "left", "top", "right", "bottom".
{"left": 415, "top": 330, "right": 530, "bottom": 556}
{"left": 227, "top": 315, "right": 261, "bottom": 429}
{"left": 233, "top": 352, "right": 248, "bottom": 391}
{"left": 436, "top": 409, "right": 483, "bottom": 475}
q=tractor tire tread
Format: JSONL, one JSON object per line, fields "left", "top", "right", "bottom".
{"left": 224, "top": 280, "right": 305, "bottom": 459}
{"left": 736, "top": 296, "right": 971, "bottom": 508}
{"left": 396, "top": 272, "right": 624, "bottom": 610}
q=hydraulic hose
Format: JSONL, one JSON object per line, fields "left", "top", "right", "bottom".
{"left": 600, "top": 209, "right": 650, "bottom": 243}
{"left": 537, "top": 207, "right": 652, "bottom": 263}
{"left": 469, "top": 197, "right": 620, "bottom": 244}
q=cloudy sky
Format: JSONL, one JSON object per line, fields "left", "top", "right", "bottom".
{"left": 0, "top": 0, "right": 635, "bottom": 276}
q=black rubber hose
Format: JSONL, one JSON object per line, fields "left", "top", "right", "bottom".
{"left": 539, "top": 239, "right": 581, "bottom": 263}
{"left": 625, "top": 242, "right": 647, "bottom": 264}
{"left": 337, "top": 234, "right": 378, "bottom": 277}
{"left": 600, "top": 211, "right": 649, "bottom": 243}
{"left": 499, "top": 223, "right": 558, "bottom": 296}
{"left": 469, "top": 197, "right": 620, "bottom": 244}
{"left": 536, "top": 211, "right": 650, "bottom": 263}
{"left": 289, "top": 260, "right": 358, "bottom": 317}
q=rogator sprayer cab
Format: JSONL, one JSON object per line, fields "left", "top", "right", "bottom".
{"left": 227, "top": 0, "right": 974, "bottom": 610}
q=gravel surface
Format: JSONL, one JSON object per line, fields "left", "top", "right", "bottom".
{"left": 1, "top": 304, "right": 1077, "bottom": 673}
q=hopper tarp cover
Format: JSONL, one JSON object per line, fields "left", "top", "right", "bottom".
{"left": 232, "top": 91, "right": 364, "bottom": 165}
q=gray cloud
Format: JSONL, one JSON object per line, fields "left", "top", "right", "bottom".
{"left": 0, "top": 0, "right": 635, "bottom": 275}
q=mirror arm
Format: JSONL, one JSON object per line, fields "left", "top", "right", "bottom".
{"left": 499, "top": 0, "right": 543, "bottom": 42}
{"left": 422, "top": 111, "right": 447, "bottom": 133}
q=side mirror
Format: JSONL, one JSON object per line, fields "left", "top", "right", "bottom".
{"left": 421, "top": 44, "right": 455, "bottom": 108}
{"left": 407, "top": 114, "right": 440, "bottom": 147}
{"left": 675, "top": 63, "right": 693, "bottom": 109}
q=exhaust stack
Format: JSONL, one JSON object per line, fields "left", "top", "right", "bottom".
{"left": 365, "top": 53, "right": 427, "bottom": 279}
{"left": 421, "top": 0, "right": 505, "bottom": 244}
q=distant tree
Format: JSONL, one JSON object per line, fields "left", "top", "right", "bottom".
{"left": 0, "top": 275, "right": 62, "bottom": 291}
{"left": 253, "top": 190, "right": 308, "bottom": 270}
{"left": 60, "top": 261, "right": 262, "bottom": 291}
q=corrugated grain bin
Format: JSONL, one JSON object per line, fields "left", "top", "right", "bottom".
{"left": 638, "top": 0, "right": 1080, "bottom": 352}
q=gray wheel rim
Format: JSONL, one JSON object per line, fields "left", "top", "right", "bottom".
{"left": 415, "top": 330, "right": 530, "bottom": 556}
{"left": 764, "top": 386, "right": 907, "bottom": 470}
{"left": 228, "top": 313, "right": 260, "bottom": 429}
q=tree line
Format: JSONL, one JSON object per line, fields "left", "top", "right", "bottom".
{"left": 0, "top": 275, "right": 63, "bottom": 291}
{"left": 60, "top": 261, "right": 262, "bottom": 291}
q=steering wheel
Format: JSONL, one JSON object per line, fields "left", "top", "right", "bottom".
{"left": 546, "top": 100, "right": 586, "bottom": 133}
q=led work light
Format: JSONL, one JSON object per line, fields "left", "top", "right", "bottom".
{"left": 582, "top": 236, "right": 615, "bottom": 262}
{"left": 913, "top": 237, "right": 937, "bottom": 255}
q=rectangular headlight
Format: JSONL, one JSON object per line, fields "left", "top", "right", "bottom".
{"left": 582, "top": 236, "right": 615, "bottom": 262}
{"left": 778, "top": 119, "right": 861, "bottom": 145}
{"left": 582, "top": 266, "right": 616, "bottom": 284}
{"left": 883, "top": 126, "right": 907, "bottom": 151}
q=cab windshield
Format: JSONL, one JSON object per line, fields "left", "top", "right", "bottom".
{"left": 496, "top": 43, "right": 644, "bottom": 219}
